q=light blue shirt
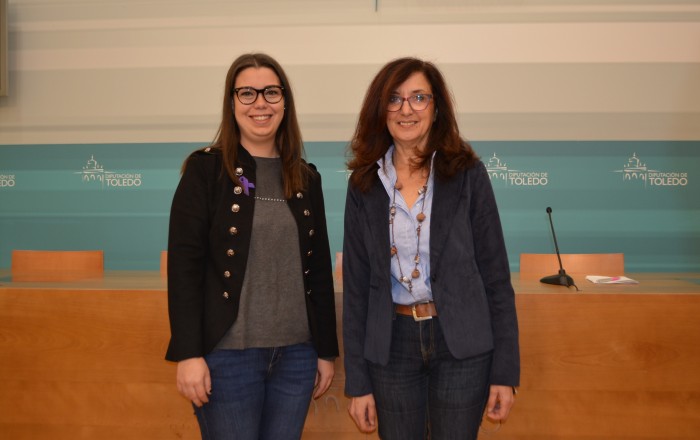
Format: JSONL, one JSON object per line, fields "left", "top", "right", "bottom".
{"left": 377, "top": 146, "right": 435, "bottom": 305}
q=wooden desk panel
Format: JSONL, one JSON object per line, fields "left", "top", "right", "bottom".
{"left": 0, "top": 278, "right": 366, "bottom": 440}
{"left": 0, "top": 286, "right": 198, "bottom": 440}
{"left": 1, "top": 272, "right": 698, "bottom": 439}
{"left": 512, "top": 292, "right": 700, "bottom": 439}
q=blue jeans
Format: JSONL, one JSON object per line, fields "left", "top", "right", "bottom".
{"left": 368, "top": 315, "right": 492, "bottom": 440}
{"left": 194, "top": 343, "right": 317, "bottom": 440}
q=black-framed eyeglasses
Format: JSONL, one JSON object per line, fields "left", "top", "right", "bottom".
{"left": 387, "top": 93, "right": 433, "bottom": 112}
{"left": 233, "top": 86, "right": 285, "bottom": 105}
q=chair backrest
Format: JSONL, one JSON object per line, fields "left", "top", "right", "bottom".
{"left": 160, "top": 250, "right": 168, "bottom": 277}
{"left": 519, "top": 253, "right": 625, "bottom": 276}
{"left": 334, "top": 252, "right": 343, "bottom": 285}
{"left": 11, "top": 250, "right": 104, "bottom": 282}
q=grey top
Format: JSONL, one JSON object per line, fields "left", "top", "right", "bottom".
{"left": 216, "top": 156, "right": 310, "bottom": 349}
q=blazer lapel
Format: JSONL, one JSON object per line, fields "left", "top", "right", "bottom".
{"left": 430, "top": 170, "right": 465, "bottom": 274}
{"left": 365, "top": 181, "right": 392, "bottom": 276}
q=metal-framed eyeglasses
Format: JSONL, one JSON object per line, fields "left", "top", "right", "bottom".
{"left": 233, "top": 86, "right": 285, "bottom": 105}
{"left": 387, "top": 93, "right": 433, "bottom": 112}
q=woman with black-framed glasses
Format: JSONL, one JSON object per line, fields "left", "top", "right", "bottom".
{"left": 165, "top": 53, "right": 338, "bottom": 440}
{"left": 343, "top": 57, "right": 520, "bottom": 439}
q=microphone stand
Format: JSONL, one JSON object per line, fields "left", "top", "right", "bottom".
{"left": 540, "top": 207, "right": 578, "bottom": 290}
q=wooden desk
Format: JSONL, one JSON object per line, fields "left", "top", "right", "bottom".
{"left": 511, "top": 273, "right": 700, "bottom": 439}
{"left": 1, "top": 272, "right": 698, "bottom": 439}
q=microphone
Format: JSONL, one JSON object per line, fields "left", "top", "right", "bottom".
{"left": 540, "top": 207, "right": 577, "bottom": 289}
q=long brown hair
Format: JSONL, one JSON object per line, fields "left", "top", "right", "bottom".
{"left": 347, "top": 57, "right": 477, "bottom": 192}
{"left": 190, "top": 53, "right": 310, "bottom": 198}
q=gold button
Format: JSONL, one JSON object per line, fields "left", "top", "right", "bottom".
{"left": 234, "top": 186, "right": 242, "bottom": 195}
{"left": 229, "top": 227, "right": 238, "bottom": 235}
{"left": 227, "top": 249, "right": 235, "bottom": 257}
{"left": 309, "top": 229, "right": 315, "bottom": 237}
{"left": 232, "top": 204, "right": 240, "bottom": 213}
{"left": 235, "top": 167, "right": 243, "bottom": 176}
{"left": 307, "top": 250, "right": 313, "bottom": 257}
{"left": 224, "top": 271, "right": 231, "bottom": 278}
{"left": 296, "top": 192, "right": 303, "bottom": 199}
{"left": 223, "top": 292, "right": 230, "bottom": 299}
{"left": 304, "top": 209, "right": 310, "bottom": 216}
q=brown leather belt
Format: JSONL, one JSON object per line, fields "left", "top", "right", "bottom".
{"left": 395, "top": 302, "right": 437, "bottom": 321}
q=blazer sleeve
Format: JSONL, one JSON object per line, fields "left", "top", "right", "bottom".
{"left": 342, "top": 184, "right": 374, "bottom": 396}
{"left": 165, "top": 152, "right": 214, "bottom": 362}
{"left": 470, "top": 161, "right": 520, "bottom": 386}
{"left": 306, "top": 167, "right": 340, "bottom": 358}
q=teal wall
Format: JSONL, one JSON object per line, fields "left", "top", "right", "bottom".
{"left": 1, "top": 141, "right": 698, "bottom": 272}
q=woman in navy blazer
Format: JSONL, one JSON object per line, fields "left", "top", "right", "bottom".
{"left": 343, "top": 57, "right": 519, "bottom": 439}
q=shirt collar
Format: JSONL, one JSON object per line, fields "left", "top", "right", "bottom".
{"left": 377, "top": 145, "right": 436, "bottom": 193}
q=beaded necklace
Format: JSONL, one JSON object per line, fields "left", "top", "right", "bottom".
{"left": 254, "top": 195, "right": 287, "bottom": 203}
{"left": 389, "top": 170, "right": 430, "bottom": 299}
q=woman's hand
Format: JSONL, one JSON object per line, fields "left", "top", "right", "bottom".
{"left": 348, "top": 393, "right": 378, "bottom": 433}
{"left": 313, "top": 358, "right": 335, "bottom": 399}
{"left": 176, "top": 357, "right": 211, "bottom": 407}
{"left": 485, "top": 384, "right": 516, "bottom": 422}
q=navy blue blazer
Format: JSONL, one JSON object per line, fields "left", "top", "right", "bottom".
{"left": 166, "top": 145, "right": 339, "bottom": 362}
{"left": 342, "top": 160, "right": 520, "bottom": 396}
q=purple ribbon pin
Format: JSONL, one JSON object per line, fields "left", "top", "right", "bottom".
{"left": 239, "top": 176, "right": 255, "bottom": 196}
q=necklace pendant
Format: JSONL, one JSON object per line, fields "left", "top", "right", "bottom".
{"left": 416, "top": 212, "right": 426, "bottom": 222}
{"left": 411, "top": 269, "right": 420, "bottom": 279}
{"left": 390, "top": 246, "right": 397, "bottom": 256}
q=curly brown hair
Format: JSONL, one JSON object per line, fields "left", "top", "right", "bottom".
{"left": 347, "top": 57, "right": 478, "bottom": 192}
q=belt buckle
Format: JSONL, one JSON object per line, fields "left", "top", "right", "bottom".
{"left": 412, "top": 303, "right": 432, "bottom": 322}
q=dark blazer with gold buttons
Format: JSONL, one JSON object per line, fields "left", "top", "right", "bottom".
{"left": 165, "top": 145, "right": 339, "bottom": 362}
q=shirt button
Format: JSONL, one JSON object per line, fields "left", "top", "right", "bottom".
{"left": 227, "top": 249, "right": 235, "bottom": 257}
{"left": 235, "top": 167, "right": 243, "bottom": 176}
{"left": 304, "top": 269, "right": 311, "bottom": 276}
{"left": 229, "top": 227, "right": 238, "bottom": 235}
{"left": 308, "top": 229, "right": 315, "bottom": 237}
{"left": 223, "top": 291, "right": 230, "bottom": 299}
{"left": 231, "top": 204, "right": 240, "bottom": 213}
{"left": 224, "top": 271, "right": 231, "bottom": 278}
{"left": 296, "top": 192, "right": 303, "bottom": 199}
{"left": 234, "top": 186, "right": 243, "bottom": 195}
{"left": 306, "top": 289, "right": 312, "bottom": 295}
{"left": 307, "top": 250, "right": 313, "bottom": 257}
{"left": 204, "top": 147, "right": 211, "bottom": 152}
{"left": 304, "top": 209, "right": 310, "bottom": 216}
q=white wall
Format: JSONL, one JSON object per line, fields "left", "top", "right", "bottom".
{"left": 1, "top": 0, "right": 700, "bottom": 144}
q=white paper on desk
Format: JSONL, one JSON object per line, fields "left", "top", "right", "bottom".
{"left": 585, "top": 275, "right": 639, "bottom": 284}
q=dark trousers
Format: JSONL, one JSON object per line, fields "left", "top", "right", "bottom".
{"left": 368, "top": 315, "right": 492, "bottom": 440}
